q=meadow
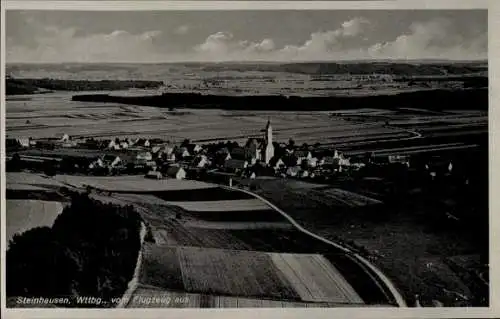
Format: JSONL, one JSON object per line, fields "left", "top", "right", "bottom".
{"left": 6, "top": 200, "right": 64, "bottom": 244}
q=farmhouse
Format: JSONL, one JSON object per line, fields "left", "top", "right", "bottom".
{"left": 136, "top": 152, "right": 153, "bottom": 162}
{"left": 294, "top": 150, "right": 313, "bottom": 163}
{"left": 308, "top": 157, "right": 319, "bottom": 167}
{"left": 286, "top": 166, "right": 301, "bottom": 177}
{"left": 269, "top": 157, "right": 285, "bottom": 171}
{"left": 101, "top": 154, "right": 122, "bottom": 167}
{"left": 146, "top": 170, "right": 163, "bottom": 180}
{"left": 187, "top": 143, "right": 203, "bottom": 154}
{"left": 60, "top": 134, "right": 71, "bottom": 142}
{"left": 177, "top": 147, "right": 191, "bottom": 159}
{"left": 163, "top": 144, "right": 176, "bottom": 155}
{"left": 17, "top": 138, "right": 31, "bottom": 148}
{"left": 166, "top": 153, "right": 177, "bottom": 162}
{"left": 166, "top": 166, "right": 186, "bottom": 179}
{"left": 152, "top": 146, "right": 161, "bottom": 154}
{"left": 192, "top": 155, "right": 210, "bottom": 168}
{"left": 108, "top": 140, "right": 121, "bottom": 150}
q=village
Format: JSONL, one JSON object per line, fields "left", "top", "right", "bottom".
{"left": 6, "top": 118, "right": 460, "bottom": 189}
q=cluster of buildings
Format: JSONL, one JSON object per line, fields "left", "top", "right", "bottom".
{"left": 9, "top": 118, "right": 458, "bottom": 184}
{"left": 7, "top": 118, "right": 366, "bottom": 182}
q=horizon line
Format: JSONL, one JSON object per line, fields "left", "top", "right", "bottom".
{"left": 6, "top": 59, "right": 489, "bottom": 65}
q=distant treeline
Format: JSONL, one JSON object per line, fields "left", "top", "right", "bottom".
{"left": 72, "top": 88, "right": 488, "bottom": 111}
{"left": 7, "top": 193, "right": 142, "bottom": 307}
{"left": 6, "top": 77, "right": 163, "bottom": 95}
{"left": 199, "top": 61, "right": 487, "bottom": 76}
{"left": 393, "top": 76, "right": 488, "bottom": 88}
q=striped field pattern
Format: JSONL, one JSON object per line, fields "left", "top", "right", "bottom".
{"left": 163, "top": 199, "right": 271, "bottom": 212}
{"left": 177, "top": 246, "right": 300, "bottom": 300}
{"left": 269, "top": 253, "right": 364, "bottom": 304}
{"left": 54, "top": 174, "right": 218, "bottom": 192}
{"left": 5, "top": 173, "right": 382, "bottom": 306}
{"left": 136, "top": 245, "right": 366, "bottom": 306}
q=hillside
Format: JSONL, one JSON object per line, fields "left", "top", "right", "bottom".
{"left": 6, "top": 77, "right": 163, "bottom": 95}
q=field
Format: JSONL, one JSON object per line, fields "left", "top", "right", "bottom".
{"left": 6, "top": 87, "right": 487, "bottom": 172}
{"left": 250, "top": 177, "right": 486, "bottom": 306}
{"left": 135, "top": 244, "right": 366, "bottom": 306}
{"left": 43, "top": 173, "right": 397, "bottom": 305}
{"left": 7, "top": 172, "right": 66, "bottom": 190}
{"left": 5, "top": 172, "right": 400, "bottom": 306}
{"left": 5, "top": 91, "right": 407, "bottom": 145}
{"left": 312, "top": 188, "right": 383, "bottom": 208}
{"left": 54, "top": 174, "right": 217, "bottom": 192}
{"left": 6, "top": 89, "right": 486, "bottom": 159}
{"left": 6, "top": 200, "right": 64, "bottom": 244}
{"left": 126, "top": 285, "right": 369, "bottom": 308}
{"left": 269, "top": 253, "right": 363, "bottom": 303}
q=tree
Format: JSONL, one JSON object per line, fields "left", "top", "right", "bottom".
{"left": 7, "top": 227, "right": 81, "bottom": 298}
{"left": 180, "top": 139, "right": 190, "bottom": 148}
{"left": 60, "top": 156, "right": 76, "bottom": 173}
{"left": 7, "top": 153, "right": 23, "bottom": 172}
{"left": 300, "top": 160, "right": 309, "bottom": 171}
{"left": 43, "top": 160, "right": 57, "bottom": 176}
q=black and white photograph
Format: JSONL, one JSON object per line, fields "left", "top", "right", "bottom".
{"left": 2, "top": 1, "right": 490, "bottom": 312}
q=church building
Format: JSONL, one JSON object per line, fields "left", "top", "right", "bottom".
{"left": 236, "top": 118, "right": 275, "bottom": 166}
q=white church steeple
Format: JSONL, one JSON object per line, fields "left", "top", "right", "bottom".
{"left": 264, "top": 118, "right": 274, "bottom": 164}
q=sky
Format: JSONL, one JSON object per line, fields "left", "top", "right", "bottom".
{"left": 5, "top": 10, "right": 488, "bottom": 63}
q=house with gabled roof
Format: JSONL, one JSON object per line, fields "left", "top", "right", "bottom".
{"left": 166, "top": 166, "right": 186, "bottom": 179}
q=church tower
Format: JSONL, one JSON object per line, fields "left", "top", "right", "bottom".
{"left": 264, "top": 118, "right": 275, "bottom": 164}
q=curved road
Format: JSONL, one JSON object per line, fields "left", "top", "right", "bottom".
{"left": 224, "top": 185, "right": 408, "bottom": 307}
